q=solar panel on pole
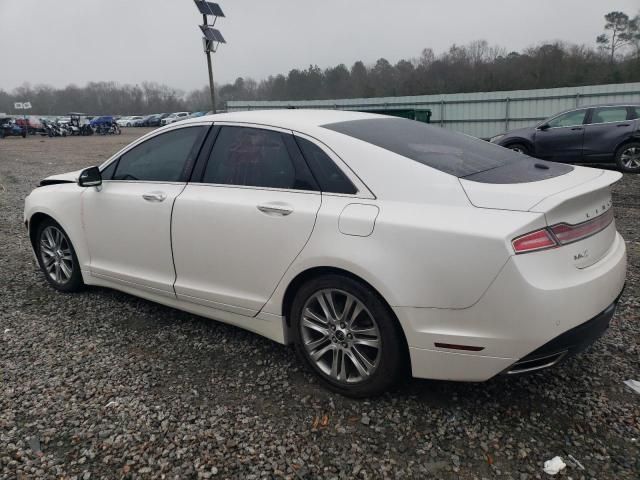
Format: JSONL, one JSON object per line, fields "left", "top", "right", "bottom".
{"left": 193, "top": 1, "right": 226, "bottom": 114}
{"left": 194, "top": 0, "right": 225, "bottom": 17}
{"left": 199, "top": 25, "right": 226, "bottom": 43}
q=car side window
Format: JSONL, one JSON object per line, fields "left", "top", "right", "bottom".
{"left": 113, "top": 126, "right": 206, "bottom": 182}
{"left": 547, "top": 110, "right": 587, "bottom": 128}
{"left": 294, "top": 136, "right": 357, "bottom": 194}
{"left": 590, "top": 106, "right": 629, "bottom": 124}
{"left": 202, "top": 126, "right": 318, "bottom": 191}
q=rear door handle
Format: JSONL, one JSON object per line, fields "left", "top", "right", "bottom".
{"left": 142, "top": 191, "right": 167, "bottom": 202}
{"left": 257, "top": 204, "right": 293, "bottom": 216}
{"left": 617, "top": 123, "right": 630, "bottom": 127}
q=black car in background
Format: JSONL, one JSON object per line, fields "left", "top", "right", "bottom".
{"left": 147, "top": 113, "right": 170, "bottom": 127}
{"left": 491, "top": 104, "right": 640, "bottom": 173}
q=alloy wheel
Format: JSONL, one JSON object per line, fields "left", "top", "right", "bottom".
{"left": 620, "top": 146, "right": 640, "bottom": 169}
{"left": 300, "top": 289, "right": 381, "bottom": 384}
{"left": 39, "top": 225, "right": 73, "bottom": 284}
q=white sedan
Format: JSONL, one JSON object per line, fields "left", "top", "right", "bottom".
{"left": 24, "top": 110, "right": 627, "bottom": 397}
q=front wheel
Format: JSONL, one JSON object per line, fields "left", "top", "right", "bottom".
{"left": 291, "top": 274, "right": 407, "bottom": 397}
{"left": 615, "top": 142, "right": 640, "bottom": 173}
{"left": 35, "top": 219, "right": 84, "bottom": 292}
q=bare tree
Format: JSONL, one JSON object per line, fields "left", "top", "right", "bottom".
{"left": 597, "top": 11, "right": 632, "bottom": 61}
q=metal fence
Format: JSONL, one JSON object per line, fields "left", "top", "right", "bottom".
{"left": 227, "top": 82, "right": 640, "bottom": 138}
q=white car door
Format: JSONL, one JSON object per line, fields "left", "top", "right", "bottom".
{"left": 172, "top": 124, "right": 322, "bottom": 315}
{"left": 82, "top": 124, "right": 208, "bottom": 296}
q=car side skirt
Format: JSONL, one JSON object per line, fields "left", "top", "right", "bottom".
{"left": 84, "top": 272, "right": 288, "bottom": 344}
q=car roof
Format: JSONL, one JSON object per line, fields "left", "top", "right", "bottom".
{"left": 179, "top": 109, "right": 382, "bottom": 130}
{"left": 549, "top": 103, "right": 640, "bottom": 117}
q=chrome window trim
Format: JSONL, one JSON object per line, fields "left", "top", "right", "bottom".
{"left": 101, "top": 180, "right": 187, "bottom": 186}
{"left": 98, "top": 121, "right": 213, "bottom": 172}
{"left": 185, "top": 181, "right": 322, "bottom": 196}
{"left": 537, "top": 104, "right": 639, "bottom": 130}
{"left": 585, "top": 119, "right": 633, "bottom": 127}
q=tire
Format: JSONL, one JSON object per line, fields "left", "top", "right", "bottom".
{"left": 291, "top": 274, "right": 407, "bottom": 397}
{"left": 615, "top": 142, "right": 640, "bottom": 173}
{"left": 506, "top": 143, "right": 529, "bottom": 155}
{"left": 35, "top": 218, "right": 84, "bottom": 293}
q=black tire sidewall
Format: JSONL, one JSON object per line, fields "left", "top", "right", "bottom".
{"left": 507, "top": 143, "right": 529, "bottom": 155}
{"left": 616, "top": 142, "right": 640, "bottom": 173}
{"left": 290, "top": 274, "right": 406, "bottom": 397}
{"left": 35, "top": 218, "right": 84, "bottom": 292}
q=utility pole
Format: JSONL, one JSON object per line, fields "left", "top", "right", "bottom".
{"left": 203, "top": 13, "right": 216, "bottom": 113}
{"left": 194, "top": 1, "right": 226, "bottom": 113}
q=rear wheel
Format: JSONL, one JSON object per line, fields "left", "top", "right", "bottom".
{"left": 615, "top": 142, "right": 640, "bottom": 173}
{"left": 291, "top": 274, "right": 406, "bottom": 397}
{"left": 506, "top": 143, "right": 529, "bottom": 155}
{"left": 35, "top": 219, "right": 84, "bottom": 292}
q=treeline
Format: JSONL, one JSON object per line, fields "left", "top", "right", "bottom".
{"left": 216, "top": 41, "right": 640, "bottom": 103}
{"left": 0, "top": 82, "right": 186, "bottom": 116}
{"left": 1, "top": 12, "right": 639, "bottom": 115}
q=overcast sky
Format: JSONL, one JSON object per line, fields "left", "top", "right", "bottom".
{"left": 1, "top": 0, "right": 637, "bottom": 92}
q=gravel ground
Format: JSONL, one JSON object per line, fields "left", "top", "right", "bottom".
{"left": 1, "top": 130, "right": 639, "bottom": 480}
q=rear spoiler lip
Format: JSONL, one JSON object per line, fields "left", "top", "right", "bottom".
{"left": 528, "top": 169, "right": 622, "bottom": 213}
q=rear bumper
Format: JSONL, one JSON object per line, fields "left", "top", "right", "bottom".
{"left": 503, "top": 293, "right": 621, "bottom": 374}
{"left": 395, "top": 231, "right": 627, "bottom": 381}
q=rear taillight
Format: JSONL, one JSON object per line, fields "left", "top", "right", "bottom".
{"left": 512, "top": 229, "right": 558, "bottom": 254}
{"left": 550, "top": 209, "right": 614, "bottom": 245}
{"left": 512, "top": 209, "right": 614, "bottom": 254}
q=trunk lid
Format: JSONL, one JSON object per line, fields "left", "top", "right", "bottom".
{"left": 459, "top": 165, "right": 609, "bottom": 212}
{"left": 460, "top": 166, "right": 623, "bottom": 268}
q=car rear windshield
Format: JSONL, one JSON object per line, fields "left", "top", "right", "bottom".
{"left": 322, "top": 117, "right": 571, "bottom": 181}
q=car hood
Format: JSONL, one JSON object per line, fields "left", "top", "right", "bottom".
{"left": 501, "top": 126, "right": 535, "bottom": 138}
{"left": 39, "top": 169, "right": 82, "bottom": 186}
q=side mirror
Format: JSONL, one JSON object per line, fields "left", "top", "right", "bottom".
{"left": 78, "top": 166, "right": 102, "bottom": 187}
{"left": 538, "top": 123, "right": 550, "bottom": 131}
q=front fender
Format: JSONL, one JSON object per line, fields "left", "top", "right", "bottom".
{"left": 24, "top": 185, "right": 89, "bottom": 270}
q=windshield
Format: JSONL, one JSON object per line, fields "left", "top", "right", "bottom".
{"left": 322, "top": 117, "right": 540, "bottom": 177}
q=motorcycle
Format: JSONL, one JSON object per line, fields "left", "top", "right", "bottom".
{"left": 97, "top": 121, "right": 121, "bottom": 135}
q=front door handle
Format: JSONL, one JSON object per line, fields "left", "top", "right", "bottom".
{"left": 142, "top": 191, "right": 167, "bottom": 202}
{"left": 571, "top": 127, "right": 583, "bottom": 131}
{"left": 257, "top": 204, "right": 293, "bottom": 216}
{"left": 617, "top": 123, "right": 630, "bottom": 127}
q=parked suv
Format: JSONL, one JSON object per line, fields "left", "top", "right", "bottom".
{"left": 491, "top": 104, "right": 640, "bottom": 173}
{"left": 161, "top": 112, "right": 190, "bottom": 126}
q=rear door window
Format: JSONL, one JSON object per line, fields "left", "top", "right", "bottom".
{"left": 202, "top": 126, "right": 318, "bottom": 191}
{"left": 590, "top": 106, "right": 630, "bottom": 124}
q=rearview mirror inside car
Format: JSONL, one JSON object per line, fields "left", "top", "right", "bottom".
{"left": 78, "top": 166, "right": 102, "bottom": 187}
